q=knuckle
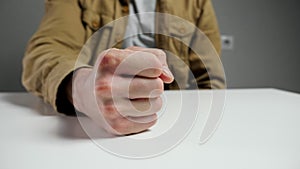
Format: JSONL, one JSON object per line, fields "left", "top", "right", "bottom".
{"left": 111, "top": 119, "right": 131, "bottom": 134}
{"left": 144, "top": 52, "right": 162, "bottom": 68}
{"left": 111, "top": 124, "right": 123, "bottom": 134}
{"left": 155, "top": 49, "right": 166, "bottom": 58}
{"left": 100, "top": 54, "right": 111, "bottom": 66}
{"left": 150, "top": 48, "right": 166, "bottom": 62}
{"left": 106, "top": 48, "right": 119, "bottom": 55}
{"left": 95, "top": 77, "right": 112, "bottom": 97}
{"left": 100, "top": 48, "right": 121, "bottom": 71}
{"left": 152, "top": 97, "right": 163, "bottom": 112}
{"left": 101, "top": 105, "right": 118, "bottom": 120}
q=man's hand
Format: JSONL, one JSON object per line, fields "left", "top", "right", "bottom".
{"left": 71, "top": 47, "right": 174, "bottom": 135}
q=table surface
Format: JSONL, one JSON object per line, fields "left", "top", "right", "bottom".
{"left": 0, "top": 89, "right": 299, "bottom": 169}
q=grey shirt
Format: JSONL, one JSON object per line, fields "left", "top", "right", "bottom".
{"left": 122, "top": 0, "right": 157, "bottom": 48}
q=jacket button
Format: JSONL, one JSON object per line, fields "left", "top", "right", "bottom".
{"left": 179, "top": 27, "right": 186, "bottom": 34}
{"left": 92, "top": 20, "right": 100, "bottom": 29}
{"left": 122, "top": 6, "right": 129, "bottom": 13}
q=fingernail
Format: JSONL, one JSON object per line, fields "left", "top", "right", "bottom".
{"left": 163, "top": 66, "right": 174, "bottom": 80}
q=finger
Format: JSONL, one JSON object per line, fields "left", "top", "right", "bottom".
{"left": 127, "top": 46, "right": 174, "bottom": 83}
{"left": 95, "top": 75, "right": 163, "bottom": 99}
{"left": 127, "top": 77, "right": 163, "bottom": 99}
{"left": 115, "top": 97, "right": 162, "bottom": 117}
{"left": 99, "top": 96, "right": 162, "bottom": 118}
{"left": 110, "top": 114, "right": 157, "bottom": 135}
{"left": 96, "top": 48, "right": 163, "bottom": 78}
{"left": 116, "top": 76, "right": 164, "bottom": 99}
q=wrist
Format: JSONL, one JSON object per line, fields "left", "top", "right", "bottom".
{"left": 71, "top": 68, "right": 93, "bottom": 113}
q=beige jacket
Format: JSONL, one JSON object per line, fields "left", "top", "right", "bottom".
{"left": 22, "top": 0, "right": 224, "bottom": 114}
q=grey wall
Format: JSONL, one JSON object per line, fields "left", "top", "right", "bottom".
{"left": 214, "top": 0, "right": 300, "bottom": 92}
{"left": 0, "top": 0, "right": 300, "bottom": 92}
{"left": 0, "top": 0, "right": 44, "bottom": 91}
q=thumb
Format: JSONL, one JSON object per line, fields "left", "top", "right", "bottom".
{"left": 160, "top": 66, "right": 174, "bottom": 84}
{"left": 127, "top": 46, "right": 174, "bottom": 83}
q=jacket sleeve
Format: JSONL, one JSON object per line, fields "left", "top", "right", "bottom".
{"left": 198, "top": 0, "right": 221, "bottom": 54}
{"left": 189, "top": 0, "right": 225, "bottom": 89}
{"left": 22, "top": 0, "right": 89, "bottom": 114}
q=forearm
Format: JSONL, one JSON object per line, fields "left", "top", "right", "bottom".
{"left": 22, "top": 0, "right": 89, "bottom": 113}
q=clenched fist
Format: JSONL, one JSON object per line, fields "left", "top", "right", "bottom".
{"left": 71, "top": 47, "right": 174, "bottom": 135}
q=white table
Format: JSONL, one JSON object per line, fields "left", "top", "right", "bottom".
{"left": 0, "top": 89, "right": 299, "bottom": 169}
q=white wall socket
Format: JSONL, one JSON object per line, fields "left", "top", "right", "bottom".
{"left": 221, "top": 35, "right": 234, "bottom": 50}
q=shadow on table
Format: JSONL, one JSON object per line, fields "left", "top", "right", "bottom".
{"left": 3, "top": 93, "right": 57, "bottom": 115}
{"left": 3, "top": 93, "right": 115, "bottom": 140}
{"left": 57, "top": 116, "right": 115, "bottom": 139}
